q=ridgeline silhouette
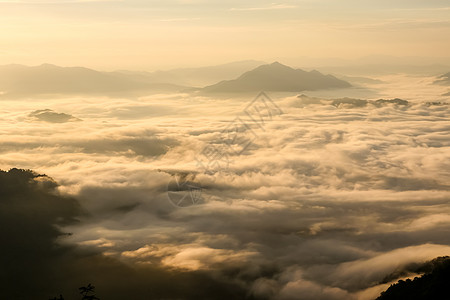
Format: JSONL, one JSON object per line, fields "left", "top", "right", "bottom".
{"left": 377, "top": 256, "right": 450, "bottom": 300}
{"left": 202, "top": 62, "right": 351, "bottom": 93}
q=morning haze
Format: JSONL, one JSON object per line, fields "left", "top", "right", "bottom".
{"left": 0, "top": 0, "right": 449, "bottom": 69}
{"left": 0, "top": 0, "right": 450, "bottom": 300}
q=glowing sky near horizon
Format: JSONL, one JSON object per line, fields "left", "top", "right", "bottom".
{"left": 0, "top": 0, "right": 449, "bottom": 69}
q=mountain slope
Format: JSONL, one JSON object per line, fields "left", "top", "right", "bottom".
{"left": 377, "top": 257, "right": 450, "bottom": 300}
{"left": 202, "top": 62, "right": 351, "bottom": 93}
{"left": 115, "top": 60, "right": 266, "bottom": 87}
{"left": 0, "top": 64, "right": 186, "bottom": 98}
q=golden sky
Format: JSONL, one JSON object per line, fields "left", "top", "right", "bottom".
{"left": 0, "top": 0, "right": 449, "bottom": 69}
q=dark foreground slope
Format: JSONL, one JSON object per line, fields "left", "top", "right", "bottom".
{"left": 0, "top": 168, "right": 252, "bottom": 300}
{"left": 377, "top": 256, "right": 450, "bottom": 300}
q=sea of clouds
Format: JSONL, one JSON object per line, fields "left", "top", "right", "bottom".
{"left": 0, "top": 74, "right": 449, "bottom": 299}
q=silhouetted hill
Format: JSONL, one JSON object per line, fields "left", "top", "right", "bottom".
{"left": 330, "top": 97, "right": 408, "bottom": 108}
{"left": 377, "top": 256, "right": 450, "bottom": 300}
{"left": 202, "top": 62, "right": 351, "bottom": 93}
{"left": 296, "top": 95, "right": 410, "bottom": 108}
{"left": 29, "top": 109, "right": 81, "bottom": 123}
{"left": 0, "top": 168, "right": 82, "bottom": 298}
{"left": 0, "top": 64, "right": 187, "bottom": 98}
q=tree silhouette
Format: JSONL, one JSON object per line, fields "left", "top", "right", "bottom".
{"left": 79, "top": 283, "right": 100, "bottom": 300}
{"left": 377, "top": 256, "right": 450, "bottom": 300}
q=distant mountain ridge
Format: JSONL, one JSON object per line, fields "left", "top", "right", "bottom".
{"left": 0, "top": 64, "right": 186, "bottom": 98}
{"left": 0, "top": 61, "right": 266, "bottom": 98}
{"left": 202, "top": 62, "right": 351, "bottom": 93}
{"left": 0, "top": 61, "right": 351, "bottom": 98}
{"left": 123, "top": 60, "right": 266, "bottom": 86}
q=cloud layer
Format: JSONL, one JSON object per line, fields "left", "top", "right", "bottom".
{"left": 0, "top": 77, "right": 449, "bottom": 299}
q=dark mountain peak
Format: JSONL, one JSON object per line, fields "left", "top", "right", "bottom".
{"left": 270, "top": 61, "right": 287, "bottom": 67}
{"left": 203, "top": 62, "right": 351, "bottom": 93}
{"left": 237, "top": 62, "right": 300, "bottom": 81}
{"left": 267, "top": 61, "right": 295, "bottom": 70}
{"left": 250, "top": 61, "right": 293, "bottom": 72}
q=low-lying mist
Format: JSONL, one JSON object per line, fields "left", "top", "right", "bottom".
{"left": 0, "top": 73, "right": 449, "bottom": 299}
